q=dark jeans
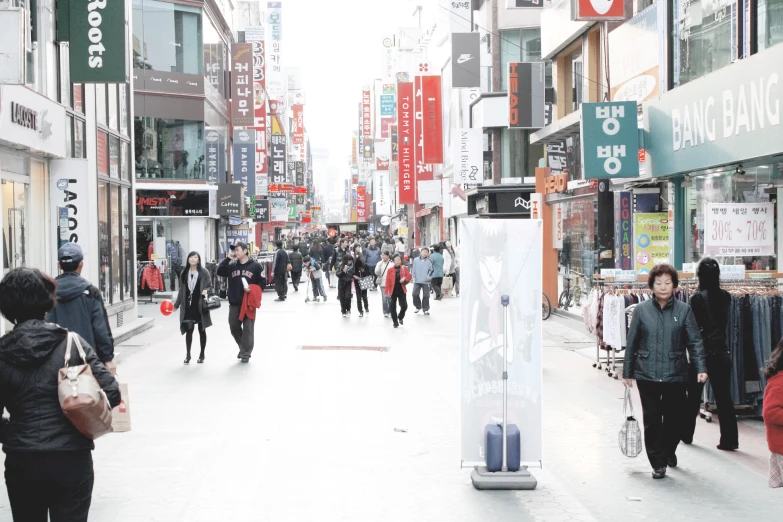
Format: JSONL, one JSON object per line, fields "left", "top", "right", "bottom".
{"left": 291, "top": 270, "right": 302, "bottom": 289}
{"left": 637, "top": 381, "right": 687, "bottom": 469}
{"left": 390, "top": 290, "right": 408, "bottom": 326}
{"left": 354, "top": 280, "right": 369, "bottom": 312}
{"left": 229, "top": 304, "right": 256, "bottom": 359}
{"left": 381, "top": 294, "right": 391, "bottom": 315}
{"left": 412, "top": 283, "right": 430, "bottom": 311}
{"left": 338, "top": 281, "right": 352, "bottom": 314}
{"left": 311, "top": 278, "right": 323, "bottom": 298}
{"left": 431, "top": 277, "right": 443, "bottom": 299}
{"left": 5, "top": 450, "right": 94, "bottom": 522}
{"left": 683, "top": 352, "right": 739, "bottom": 447}
{"left": 274, "top": 273, "right": 288, "bottom": 298}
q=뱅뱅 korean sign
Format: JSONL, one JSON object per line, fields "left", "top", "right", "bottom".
{"left": 580, "top": 101, "right": 639, "bottom": 178}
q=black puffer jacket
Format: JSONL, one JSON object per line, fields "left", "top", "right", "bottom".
{"left": 290, "top": 251, "right": 303, "bottom": 272}
{"left": 0, "top": 320, "right": 121, "bottom": 452}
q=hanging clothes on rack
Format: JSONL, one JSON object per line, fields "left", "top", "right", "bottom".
{"left": 140, "top": 263, "right": 165, "bottom": 291}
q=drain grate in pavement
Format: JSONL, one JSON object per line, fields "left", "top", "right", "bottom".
{"left": 299, "top": 345, "right": 390, "bottom": 352}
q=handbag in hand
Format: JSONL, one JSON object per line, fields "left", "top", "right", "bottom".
{"left": 359, "top": 275, "right": 374, "bottom": 291}
{"left": 619, "top": 386, "right": 643, "bottom": 458}
{"left": 202, "top": 291, "right": 222, "bottom": 312}
{"left": 58, "top": 333, "right": 113, "bottom": 440}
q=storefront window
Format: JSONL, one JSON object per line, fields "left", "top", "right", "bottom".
{"left": 66, "top": 116, "right": 74, "bottom": 158}
{"left": 119, "top": 85, "right": 129, "bottom": 136}
{"left": 109, "top": 137, "right": 120, "bottom": 179}
{"left": 203, "top": 14, "right": 228, "bottom": 97}
{"left": 98, "top": 182, "right": 109, "bottom": 299}
{"left": 74, "top": 85, "right": 84, "bottom": 114}
{"left": 96, "top": 85, "right": 107, "bottom": 127}
{"left": 557, "top": 196, "right": 597, "bottom": 305}
{"left": 133, "top": 0, "right": 204, "bottom": 75}
{"left": 571, "top": 51, "right": 583, "bottom": 113}
{"left": 123, "top": 188, "right": 133, "bottom": 299}
{"left": 111, "top": 187, "right": 121, "bottom": 303}
{"left": 758, "top": 0, "right": 783, "bottom": 50}
{"left": 74, "top": 119, "right": 85, "bottom": 158}
{"left": 97, "top": 131, "right": 109, "bottom": 176}
{"left": 121, "top": 142, "right": 130, "bottom": 181}
{"left": 58, "top": 44, "right": 71, "bottom": 108}
{"left": 673, "top": 0, "right": 737, "bottom": 87}
{"left": 133, "top": 117, "right": 206, "bottom": 180}
{"left": 501, "top": 129, "right": 544, "bottom": 178}
{"left": 108, "top": 85, "right": 119, "bottom": 131}
{"left": 499, "top": 28, "right": 542, "bottom": 91}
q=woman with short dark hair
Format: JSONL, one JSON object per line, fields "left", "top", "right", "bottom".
{"left": 623, "top": 263, "right": 707, "bottom": 479}
{"left": 0, "top": 267, "right": 120, "bottom": 520}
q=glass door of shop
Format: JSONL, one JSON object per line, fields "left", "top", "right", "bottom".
{"left": 1, "top": 179, "right": 29, "bottom": 335}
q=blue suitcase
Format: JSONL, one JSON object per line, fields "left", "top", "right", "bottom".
{"left": 485, "top": 424, "right": 521, "bottom": 472}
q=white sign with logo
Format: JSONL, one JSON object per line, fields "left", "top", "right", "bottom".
{"left": 553, "top": 203, "right": 564, "bottom": 248}
{"left": 0, "top": 86, "right": 66, "bottom": 158}
{"left": 454, "top": 127, "right": 482, "bottom": 184}
{"left": 373, "top": 169, "right": 391, "bottom": 215}
{"left": 704, "top": 203, "right": 775, "bottom": 256}
{"left": 50, "top": 159, "right": 90, "bottom": 275}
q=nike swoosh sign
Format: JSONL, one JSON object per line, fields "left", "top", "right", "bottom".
{"left": 457, "top": 55, "right": 473, "bottom": 64}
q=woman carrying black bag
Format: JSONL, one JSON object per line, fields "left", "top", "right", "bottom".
{"left": 174, "top": 251, "right": 213, "bottom": 364}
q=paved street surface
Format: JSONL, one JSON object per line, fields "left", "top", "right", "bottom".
{"left": 1, "top": 285, "right": 779, "bottom": 521}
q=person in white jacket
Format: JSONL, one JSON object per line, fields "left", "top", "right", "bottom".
{"left": 374, "top": 251, "right": 394, "bottom": 318}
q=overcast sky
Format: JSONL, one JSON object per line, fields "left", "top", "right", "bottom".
{"left": 283, "top": 0, "right": 439, "bottom": 177}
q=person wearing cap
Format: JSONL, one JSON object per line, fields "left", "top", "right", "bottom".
{"left": 46, "top": 243, "right": 116, "bottom": 375}
{"left": 217, "top": 241, "right": 265, "bottom": 362}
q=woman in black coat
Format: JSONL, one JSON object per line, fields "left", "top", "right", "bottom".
{"left": 174, "top": 251, "right": 213, "bottom": 364}
{"left": 0, "top": 267, "right": 120, "bottom": 521}
{"left": 352, "top": 243, "right": 370, "bottom": 316}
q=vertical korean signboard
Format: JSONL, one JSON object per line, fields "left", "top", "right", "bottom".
{"left": 357, "top": 185, "right": 367, "bottom": 222}
{"left": 270, "top": 135, "right": 286, "bottom": 184}
{"left": 397, "top": 82, "right": 415, "bottom": 204}
{"left": 421, "top": 75, "right": 443, "bottom": 164}
{"left": 231, "top": 43, "right": 254, "bottom": 127}
{"left": 362, "top": 86, "right": 372, "bottom": 137}
{"left": 233, "top": 129, "right": 256, "bottom": 196}
{"left": 69, "top": 0, "right": 127, "bottom": 82}
{"left": 614, "top": 192, "right": 632, "bottom": 269}
{"left": 580, "top": 101, "right": 639, "bottom": 178}
{"left": 246, "top": 29, "right": 268, "bottom": 196}
{"left": 292, "top": 104, "right": 304, "bottom": 144}
{"left": 267, "top": 2, "right": 282, "bottom": 76}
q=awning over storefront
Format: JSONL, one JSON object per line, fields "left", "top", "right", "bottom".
{"left": 529, "top": 109, "right": 581, "bottom": 146}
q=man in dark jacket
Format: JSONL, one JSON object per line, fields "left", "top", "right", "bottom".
{"left": 337, "top": 254, "right": 356, "bottom": 317}
{"left": 289, "top": 244, "right": 304, "bottom": 292}
{"left": 323, "top": 239, "right": 336, "bottom": 288}
{"left": 333, "top": 239, "right": 350, "bottom": 272}
{"left": 46, "top": 243, "right": 116, "bottom": 375}
{"left": 272, "top": 240, "right": 290, "bottom": 301}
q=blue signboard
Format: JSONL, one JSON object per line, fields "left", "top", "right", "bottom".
{"left": 232, "top": 129, "right": 256, "bottom": 196}
{"left": 380, "top": 95, "right": 395, "bottom": 117}
{"left": 580, "top": 101, "right": 639, "bottom": 179}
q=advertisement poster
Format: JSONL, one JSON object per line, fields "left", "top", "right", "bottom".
{"left": 380, "top": 94, "right": 395, "bottom": 116}
{"left": 292, "top": 104, "right": 304, "bottom": 144}
{"left": 460, "top": 219, "right": 543, "bottom": 466}
{"left": 226, "top": 227, "right": 249, "bottom": 253}
{"left": 270, "top": 134, "right": 286, "bottom": 184}
{"left": 232, "top": 129, "right": 256, "bottom": 196}
{"left": 634, "top": 212, "right": 670, "bottom": 275}
{"left": 230, "top": 43, "right": 254, "bottom": 127}
{"left": 608, "top": 2, "right": 663, "bottom": 102}
{"left": 270, "top": 197, "right": 287, "bottom": 225}
{"left": 421, "top": 75, "right": 444, "bottom": 164}
{"left": 614, "top": 192, "right": 632, "bottom": 270}
{"left": 704, "top": 203, "right": 775, "bottom": 256}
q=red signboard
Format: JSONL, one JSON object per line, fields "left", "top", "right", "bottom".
{"left": 397, "top": 82, "right": 415, "bottom": 205}
{"left": 414, "top": 76, "right": 434, "bottom": 189}
{"left": 292, "top": 104, "right": 304, "bottom": 144}
{"left": 362, "top": 86, "right": 372, "bottom": 137}
{"left": 381, "top": 117, "right": 394, "bottom": 139}
{"left": 574, "top": 0, "right": 625, "bottom": 20}
{"left": 421, "top": 75, "right": 443, "bottom": 164}
{"left": 356, "top": 185, "right": 367, "bottom": 222}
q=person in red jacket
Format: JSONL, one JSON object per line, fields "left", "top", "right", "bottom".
{"left": 763, "top": 338, "right": 783, "bottom": 488}
{"left": 385, "top": 254, "right": 411, "bottom": 328}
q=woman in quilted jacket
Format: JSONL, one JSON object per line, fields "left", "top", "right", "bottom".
{"left": 763, "top": 339, "right": 783, "bottom": 488}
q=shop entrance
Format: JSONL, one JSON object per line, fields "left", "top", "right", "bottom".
{"left": 1, "top": 176, "right": 30, "bottom": 335}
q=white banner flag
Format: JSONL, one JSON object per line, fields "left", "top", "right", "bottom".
{"left": 454, "top": 127, "right": 483, "bottom": 185}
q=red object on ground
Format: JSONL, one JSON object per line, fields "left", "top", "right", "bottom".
{"left": 160, "top": 300, "right": 175, "bottom": 316}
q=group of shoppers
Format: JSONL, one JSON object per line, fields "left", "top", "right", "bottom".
{"left": 623, "top": 258, "right": 783, "bottom": 487}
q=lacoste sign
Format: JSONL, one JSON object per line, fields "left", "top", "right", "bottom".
{"left": 69, "top": 0, "right": 127, "bottom": 83}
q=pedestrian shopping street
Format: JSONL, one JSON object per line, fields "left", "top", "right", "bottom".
{"left": 1, "top": 288, "right": 776, "bottom": 522}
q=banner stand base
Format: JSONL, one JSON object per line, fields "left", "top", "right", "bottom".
{"left": 470, "top": 466, "right": 537, "bottom": 491}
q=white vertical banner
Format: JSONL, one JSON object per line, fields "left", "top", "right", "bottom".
{"left": 460, "top": 219, "right": 543, "bottom": 466}
{"left": 553, "top": 203, "right": 563, "bottom": 248}
{"left": 373, "top": 170, "right": 391, "bottom": 215}
{"left": 454, "top": 127, "right": 482, "bottom": 185}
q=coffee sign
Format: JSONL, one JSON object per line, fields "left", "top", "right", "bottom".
{"left": 69, "top": 0, "right": 127, "bottom": 83}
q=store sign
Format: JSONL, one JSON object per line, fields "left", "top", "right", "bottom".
{"left": 572, "top": 0, "right": 625, "bottom": 20}
{"left": 361, "top": 137, "right": 374, "bottom": 162}
{"left": 362, "top": 86, "right": 372, "bottom": 136}
{"left": 232, "top": 129, "right": 256, "bottom": 196}
{"left": 374, "top": 170, "right": 391, "bottom": 215}
{"left": 231, "top": 43, "right": 254, "bottom": 127}
{"left": 414, "top": 76, "right": 435, "bottom": 182}
{"left": 216, "top": 184, "right": 242, "bottom": 216}
{"left": 397, "top": 82, "right": 414, "bottom": 203}
{"left": 376, "top": 139, "right": 390, "bottom": 170}
{"left": 246, "top": 35, "right": 268, "bottom": 185}
{"left": 254, "top": 198, "right": 270, "bottom": 223}
{"left": 357, "top": 185, "right": 367, "bottom": 222}
{"left": 295, "top": 162, "right": 305, "bottom": 186}
{"left": 613, "top": 192, "right": 632, "bottom": 270}
{"left": 633, "top": 213, "right": 670, "bottom": 274}
{"left": 608, "top": 2, "right": 663, "bottom": 103}
{"left": 451, "top": 32, "right": 480, "bottom": 89}
{"left": 205, "top": 129, "right": 226, "bottom": 184}
{"left": 454, "top": 127, "right": 482, "bottom": 184}
{"left": 50, "top": 159, "right": 89, "bottom": 246}
{"left": 704, "top": 203, "right": 774, "bottom": 256}
{"left": 581, "top": 101, "right": 639, "bottom": 178}
{"left": 421, "top": 75, "right": 444, "bottom": 164}
{"left": 380, "top": 95, "right": 395, "bottom": 116}
{"left": 136, "top": 190, "right": 210, "bottom": 217}
{"left": 496, "top": 192, "right": 531, "bottom": 214}
{"left": 530, "top": 193, "right": 542, "bottom": 219}
{"left": 508, "top": 62, "right": 546, "bottom": 129}
{"left": 645, "top": 43, "right": 783, "bottom": 178}
{"left": 445, "top": 0, "right": 472, "bottom": 32}
{"left": 553, "top": 203, "right": 563, "bottom": 248}
{"left": 69, "top": 0, "right": 127, "bottom": 82}
{"left": 0, "top": 86, "right": 67, "bottom": 158}
{"left": 270, "top": 134, "right": 286, "bottom": 183}
{"left": 292, "top": 104, "right": 304, "bottom": 144}
{"left": 391, "top": 125, "right": 398, "bottom": 161}
{"left": 543, "top": 173, "right": 568, "bottom": 194}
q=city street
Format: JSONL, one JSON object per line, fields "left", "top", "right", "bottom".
{"left": 1, "top": 287, "right": 778, "bottom": 522}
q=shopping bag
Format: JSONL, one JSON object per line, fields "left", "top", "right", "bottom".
{"left": 619, "top": 386, "right": 642, "bottom": 458}
{"left": 442, "top": 275, "right": 453, "bottom": 295}
{"left": 111, "top": 383, "right": 132, "bottom": 433}
{"left": 359, "top": 275, "right": 374, "bottom": 291}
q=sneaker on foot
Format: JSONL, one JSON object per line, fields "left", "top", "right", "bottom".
{"left": 652, "top": 468, "right": 667, "bottom": 479}
{"left": 414, "top": 309, "right": 421, "bottom": 314}
{"left": 359, "top": 312, "right": 364, "bottom": 317}
{"left": 666, "top": 455, "right": 677, "bottom": 468}
{"left": 424, "top": 310, "right": 430, "bottom": 315}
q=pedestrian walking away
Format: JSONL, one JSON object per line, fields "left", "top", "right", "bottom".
{"left": 290, "top": 244, "right": 304, "bottom": 292}
{"left": 375, "top": 251, "right": 394, "bottom": 317}
{"left": 352, "top": 244, "right": 370, "bottom": 317}
{"left": 762, "top": 339, "right": 783, "bottom": 488}
{"left": 0, "top": 267, "right": 121, "bottom": 521}
{"left": 429, "top": 244, "right": 445, "bottom": 300}
{"left": 411, "top": 247, "right": 433, "bottom": 315}
{"left": 272, "top": 240, "right": 290, "bottom": 301}
{"left": 46, "top": 243, "right": 117, "bottom": 376}
{"left": 385, "top": 254, "right": 411, "bottom": 328}
{"left": 682, "top": 257, "right": 739, "bottom": 450}
{"left": 173, "top": 251, "right": 213, "bottom": 364}
{"left": 623, "top": 264, "right": 707, "bottom": 479}
{"left": 217, "top": 241, "right": 265, "bottom": 362}
{"left": 337, "top": 254, "right": 356, "bottom": 317}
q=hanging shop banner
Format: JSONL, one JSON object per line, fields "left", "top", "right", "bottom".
{"left": 344, "top": 179, "right": 350, "bottom": 206}
{"left": 580, "top": 101, "right": 639, "bottom": 178}
{"left": 267, "top": 2, "right": 282, "bottom": 76}
{"left": 421, "top": 75, "right": 444, "bottom": 164}
{"left": 704, "top": 203, "right": 775, "bottom": 256}
{"left": 451, "top": 32, "right": 481, "bottom": 89}
{"left": 69, "top": 0, "right": 127, "bottom": 82}
{"left": 391, "top": 125, "right": 398, "bottom": 161}
{"left": 460, "top": 219, "right": 543, "bottom": 466}
{"left": 216, "top": 183, "right": 242, "bottom": 217}
{"left": 614, "top": 192, "right": 632, "bottom": 270}
{"left": 51, "top": 159, "right": 89, "bottom": 247}
{"left": 255, "top": 131, "right": 268, "bottom": 195}
{"left": 508, "top": 62, "right": 546, "bottom": 129}
{"left": 414, "top": 76, "right": 435, "bottom": 184}
{"left": 270, "top": 134, "right": 286, "bottom": 184}
{"left": 380, "top": 117, "right": 394, "bottom": 139}
{"left": 270, "top": 197, "right": 287, "bottom": 225}
{"left": 232, "top": 129, "right": 256, "bottom": 196}
{"left": 373, "top": 170, "right": 391, "bottom": 215}
{"left": 573, "top": 0, "right": 625, "bottom": 21}
{"left": 530, "top": 193, "right": 542, "bottom": 220}
{"left": 205, "top": 128, "right": 226, "bottom": 185}
{"left": 380, "top": 95, "right": 395, "bottom": 116}
{"left": 231, "top": 43, "right": 254, "bottom": 127}
{"left": 254, "top": 198, "right": 270, "bottom": 223}
{"left": 397, "top": 81, "right": 415, "bottom": 204}
{"left": 295, "top": 161, "right": 305, "bottom": 186}
{"left": 362, "top": 86, "right": 372, "bottom": 137}
{"left": 292, "top": 104, "right": 304, "bottom": 144}
{"left": 357, "top": 185, "right": 367, "bottom": 222}
{"left": 608, "top": 2, "right": 663, "bottom": 102}
{"left": 553, "top": 203, "right": 563, "bottom": 248}
{"left": 633, "top": 213, "right": 670, "bottom": 275}
{"left": 351, "top": 134, "right": 358, "bottom": 166}
{"left": 376, "top": 139, "right": 390, "bottom": 170}
{"left": 287, "top": 204, "right": 297, "bottom": 221}
{"left": 136, "top": 190, "right": 210, "bottom": 217}
{"left": 454, "top": 127, "right": 482, "bottom": 184}
{"left": 246, "top": 35, "right": 268, "bottom": 187}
